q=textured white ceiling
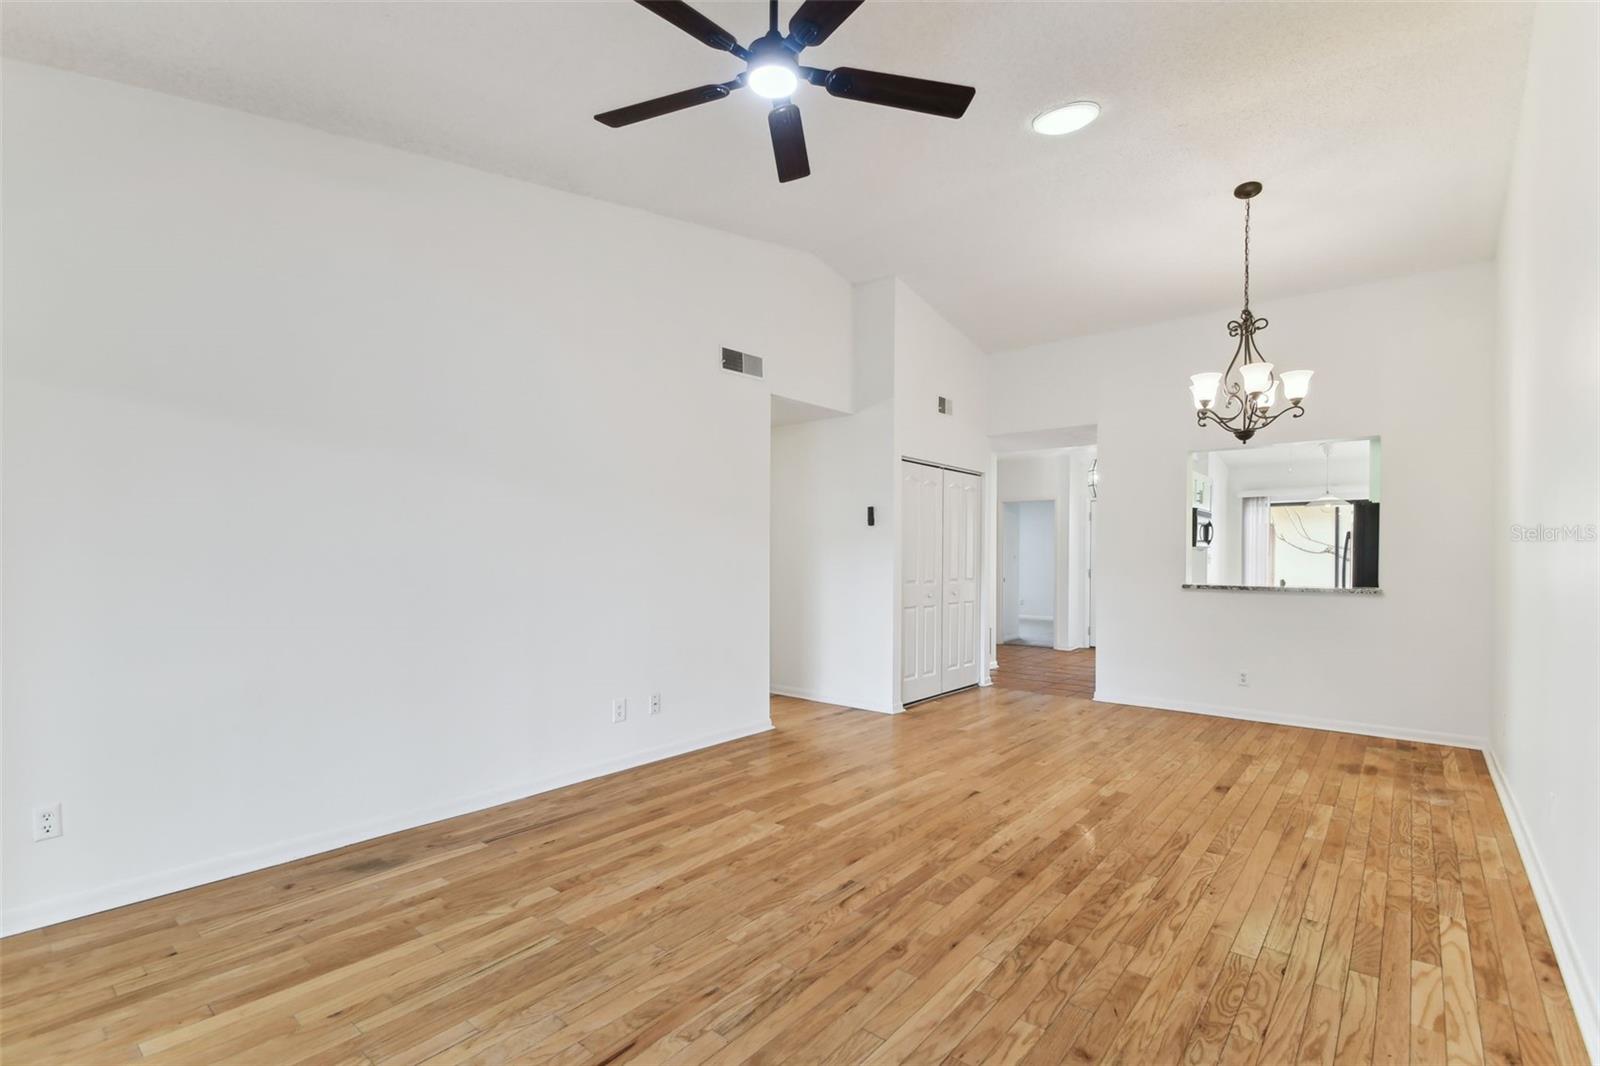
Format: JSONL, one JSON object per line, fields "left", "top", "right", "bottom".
{"left": 3, "top": 1, "right": 1533, "bottom": 351}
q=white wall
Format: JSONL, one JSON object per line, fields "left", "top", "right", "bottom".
{"left": 770, "top": 406, "right": 895, "bottom": 712}
{"left": 770, "top": 277, "right": 993, "bottom": 714}
{"left": 1000, "top": 503, "right": 1022, "bottom": 640}
{"left": 991, "top": 264, "right": 1496, "bottom": 746}
{"left": 893, "top": 282, "right": 992, "bottom": 476}
{"left": 1014, "top": 501, "right": 1055, "bottom": 621}
{"left": 1063, "top": 448, "right": 1096, "bottom": 649}
{"left": 1492, "top": 1, "right": 1600, "bottom": 1051}
{"left": 768, "top": 278, "right": 902, "bottom": 712}
{"left": 1, "top": 63, "right": 854, "bottom": 933}
{"left": 997, "top": 452, "right": 1061, "bottom": 500}
{"left": 889, "top": 281, "right": 995, "bottom": 704}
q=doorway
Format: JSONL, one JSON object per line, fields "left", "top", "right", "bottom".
{"left": 1000, "top": 500, "right": 1056, "bottom": 647}
{"left": 990, "top": 442, "right": 1098, "bottom": 700}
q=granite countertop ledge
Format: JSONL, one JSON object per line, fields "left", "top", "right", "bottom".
{"left": 1182, "top": 584, "right": 1384, "bottom": 595}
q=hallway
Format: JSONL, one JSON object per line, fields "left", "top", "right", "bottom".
{"left": 993, "top": 644, "right": 1096, "bottom": 700}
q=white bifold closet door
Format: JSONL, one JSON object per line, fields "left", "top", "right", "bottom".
{"left": 901, "top": 462, "right": 944, "bottom": 703}
{"left": 940, "top": 468, "right": 982, "bottom": 693}
{"left": 900, "top": 460, "right": 983, "bottom": 705}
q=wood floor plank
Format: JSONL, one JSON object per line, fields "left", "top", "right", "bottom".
{"left": 0, "top": 647, "right": 1587, "bottom": 1066}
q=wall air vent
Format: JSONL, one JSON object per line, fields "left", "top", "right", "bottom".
{"left": 937, "top": 396, "right": 952, "bottom": 415}
{"left": 721, "top": 347, "right": 765, "bottom": 379}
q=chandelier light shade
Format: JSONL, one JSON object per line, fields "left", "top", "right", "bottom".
{"left": 1190, "top": 182, "right": 1313, "bottom": 443}
{"left": 1279, "top": 369, "right": 1314, "bottom": 403}
{"left": 1189, "top": 372, "right": 1221, "bottom": 410}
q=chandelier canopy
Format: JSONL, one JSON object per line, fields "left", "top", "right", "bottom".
{"left": 1189, "top": 182, "right": 1313, "bottom": 443}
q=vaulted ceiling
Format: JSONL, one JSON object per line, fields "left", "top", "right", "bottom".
{"left": 3, "top": 1, "right": 1533, "bottom": 351}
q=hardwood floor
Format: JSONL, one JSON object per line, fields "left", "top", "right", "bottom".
{"left": 1, "top": 685, "right": 1587, "bottom": 1065}
{"left": 993, "top": 645, "right": 1096, "bottom": 700}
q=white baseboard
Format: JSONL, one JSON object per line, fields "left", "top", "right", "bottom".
{"left": 1090, "top": 689, "right": 1488, "bottom": 750}
{"left": 0, "top": 721, "right": 773, "bottom": 938}
{"left": 769, "top": 685, "right": 895, "bottom": 715}
{"left": 1484, "top": 749, "right": 1600, "bottom": 1061}
{"left": 1018, "top": 614, "right": 1054, "bottom": 623}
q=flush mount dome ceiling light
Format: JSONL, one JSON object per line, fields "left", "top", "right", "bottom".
{"left": 1188, "top": 181, "right": 1314, "bottom": 444}
{"left": 1031, "top": 100, "right": 1100, "bottom": 135}
{"left": 594, "top": 0, "right": 977, "bottom": 183}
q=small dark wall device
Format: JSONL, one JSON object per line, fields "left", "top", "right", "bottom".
{"left": 867, "top": 506, "right": 876, "bottom": 527}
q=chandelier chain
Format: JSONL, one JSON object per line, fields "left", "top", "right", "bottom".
{"left": 1243, "top": 199, "right": 1251, "bottom": 309}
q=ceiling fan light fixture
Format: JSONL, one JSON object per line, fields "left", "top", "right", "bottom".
{"left": 596, "top": 0, "right": 976, "bottom": 182}
{"left": 1031, "top": 100, "right": 1100, "bottom": 136}
{"left": 748, "top": 61, "right": 799, "bottom": 100}
{"left": 744, "top": 30, "right": 801, "bottom": 100}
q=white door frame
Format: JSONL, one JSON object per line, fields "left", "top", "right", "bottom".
{"left": 1086, "top": 497, "right": 1095, "bottom": 647}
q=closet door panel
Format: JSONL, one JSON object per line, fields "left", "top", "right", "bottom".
{"left": 900, "top": 461, "right": 943, "bottom": 703}
{"left": 940, "top": 469, "right": 982, "bottom": 693}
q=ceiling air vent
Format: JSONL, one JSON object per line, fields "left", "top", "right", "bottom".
{"left": 721, "top": 347, "right": 765, "bottom": 379}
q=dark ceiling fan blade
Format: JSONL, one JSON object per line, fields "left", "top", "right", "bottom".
{"left": 787, "top": 0, "right": 865, "bottom": 48}
{"left": 594, "top": 82, "right": 737, "bottom": 128}
{"left": 635, "top": 0, "right": 745, "bottom": 54}
{"left": 822, "top": 67, "right": 975, "bottom": 118}
{"left": 768, "top": 103, "right": 811, "bottom": 183}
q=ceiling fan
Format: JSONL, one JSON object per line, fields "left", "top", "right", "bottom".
{"left": 595, "top": 0, "right": 976, "bottom": 183}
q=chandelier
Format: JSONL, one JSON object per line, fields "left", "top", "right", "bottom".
{"left": 1189, "top": 182, "right": 1313, "bottom": 443}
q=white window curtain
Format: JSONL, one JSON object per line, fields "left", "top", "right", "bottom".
{"left": 1241, "top": 496, "right": 1271, "bottom": 585}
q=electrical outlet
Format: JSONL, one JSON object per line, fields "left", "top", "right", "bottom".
{"left": 611, "top": 698, "right": 628, "bottom": 724}
{"left": 1237, "top": 671, "right": 1249, "bottom": 687}
{"left": 650, "top": 693, "right": 662, "bottom": 716}
{"left": 33, "top": 803, "right": 62, "bottom": 841}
